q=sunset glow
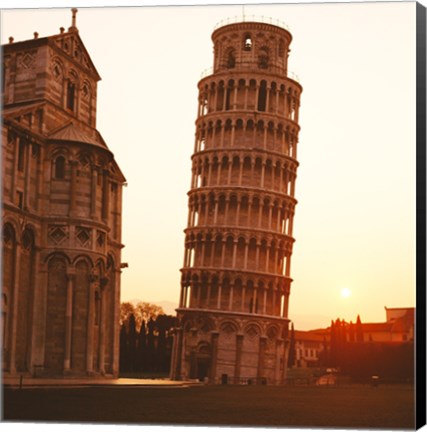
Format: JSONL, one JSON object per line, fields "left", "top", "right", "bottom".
{"left": 341, "top": 288, "right": 352, "bottom": 298}
{"left": 0, "top": 2, "right": 416, "bottom": 330}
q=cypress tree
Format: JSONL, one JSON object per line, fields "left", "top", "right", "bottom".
{"left": 128, "top": 313, "right": 137, "bottom": 372}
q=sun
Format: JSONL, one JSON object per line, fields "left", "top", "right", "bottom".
{"left": 341, "top": 287, "right": 351, "bottom": 298}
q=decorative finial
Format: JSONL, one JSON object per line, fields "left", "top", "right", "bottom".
{"left": 69, "top": 8, "right": 78, "bottom": 31}
{"left": 34, "top": 32, "right": 39, "bottom": 39}
{"left": 60, "top": 27, "right": 65, "bottom": 34}
{"left": 8, "top": 36, "right": 14, "bottom": 44}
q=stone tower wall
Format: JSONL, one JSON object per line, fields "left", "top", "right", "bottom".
{"left": 171, "top": 20, "right": 302, "bottom": 385}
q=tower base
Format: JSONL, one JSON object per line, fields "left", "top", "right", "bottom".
{"left": 171, "top": 309, "right": 290, "bottom": 385}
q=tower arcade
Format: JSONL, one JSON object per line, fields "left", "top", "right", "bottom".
{"left": 171, "top": 19, "right": 302, "bottom": 384}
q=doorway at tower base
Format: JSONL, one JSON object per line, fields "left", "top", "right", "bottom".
{"left": 171, "top": 310, "right": 290, "bottom": 385}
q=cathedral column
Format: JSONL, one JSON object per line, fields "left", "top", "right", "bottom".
{"left": 24, "top": 143, "right": 32, "bottom": 209}
{"left": 8, "top": 241, "right": 21, "bottom": 374}
{"left": 90, "top": 166, "right": 98, "bottom": 218}
{"left": 69, "top": 160, "right": 78, "bottom": 217}
{"left": 36, "top": 146, "right": 44, "bottom": 211}
{"left": 64, "top": 272, "right": 75, "bottom": 371}
{"left": 102, "top": 169, "right": 110, "bottom": 221}
{"left": 29, "top": 246, "right": 43, "bottom": 373}
{"left": 86, "top": 276, "right": 96, "bottom": 374}
{"left": 9, "top": 135, "right": 18, "bottom": 202}
{"left": 98, "top": 278, "right": 108, "bottom": 374}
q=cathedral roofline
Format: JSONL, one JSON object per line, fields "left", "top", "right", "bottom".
{"left": 3, "top": 26, "right": 101, "bottom": 82}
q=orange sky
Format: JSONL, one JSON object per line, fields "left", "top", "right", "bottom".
{"left": 1, "top": 1, "right": 417, "bottom": 330}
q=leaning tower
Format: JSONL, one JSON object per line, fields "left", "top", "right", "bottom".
{"left": 170, "top": 18, "right": 302, "bottom": 384}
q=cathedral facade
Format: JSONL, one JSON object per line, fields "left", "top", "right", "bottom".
{"left": 1, "top": 11, "right": 125, "bottom": 377}
{"left": 170, "top": 19, "right": 302, "bottom": 384}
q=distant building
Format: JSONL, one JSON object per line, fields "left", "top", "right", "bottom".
{"left": 291, "top": 307, "right": 414, "bottom": 369}
{"left": 362, "top": 307, "right": 414, "bottom": 343}
{"left": 1, "top": 10, "right": 126, "bottom": 377}
{"left": 293, "top": 329, "right": 327, "bottom": 368}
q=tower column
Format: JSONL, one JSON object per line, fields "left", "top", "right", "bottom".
{"left": 234, "top": 334, "right": 243, "bottom": 383}
{"left": 8, "top": 241, "right": 21, "bottom": 374}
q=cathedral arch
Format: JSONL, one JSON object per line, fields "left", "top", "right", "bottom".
{"left": 51, "top": 58, "right": 64, "bottom": 81}
{"left": 45, "top": 255, "right": 67, "bottom": 372}
{"left": 66, "top": 70, "right": 79, "bottom": 112}
{"left": 53, "top": 155, "right": 66, "bottom": 179}
{"left": 73, "top": 254, "right": 95, "bottom": 268}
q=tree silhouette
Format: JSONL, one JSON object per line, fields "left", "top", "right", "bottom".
{"left": 355, "top": 315, "right": 364, "bottom": 342}
{"left": 127, "top": 313, "right": 137, "bottom": 372}
{"left": 136, "top": 320, "right": 147, "bottom": 371}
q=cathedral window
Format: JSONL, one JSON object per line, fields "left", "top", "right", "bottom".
{"left": 17, "top": 138, "right": 26, "bottom": 172}
{"left": 1, "top": 294, "right": 7, "bottom": 351}
{"left": 16, "top": 191, "right": 23, "bottom": 209}
{"left": 54, "top": 156, "right": 66, "bottom": 179}
{"left": 66, "top": 80, "right": 76, "bottom": 111}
